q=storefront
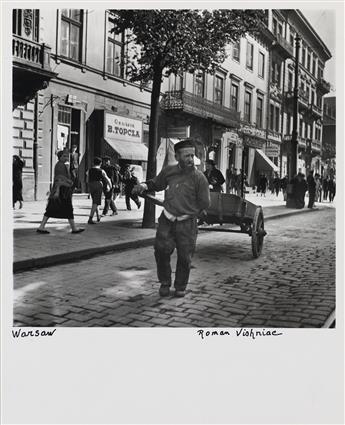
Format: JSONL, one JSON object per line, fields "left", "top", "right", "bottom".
{"left": 87, "top": 110, "right": 148, "bottom": 180}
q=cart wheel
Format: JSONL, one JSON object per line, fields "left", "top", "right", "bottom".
{"left": 251, "top": 207, "right": 265, "bottom": 258}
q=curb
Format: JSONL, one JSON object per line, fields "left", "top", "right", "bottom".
{"left": 13, "top": 206, "right": 328, "bottom": 274}
{"left": 13, "top": 237, "right": 155, "bottom": 274}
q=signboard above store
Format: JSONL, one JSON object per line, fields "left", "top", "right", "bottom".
{"left": 105, "top": 112, "right": 143, "bottom": 143}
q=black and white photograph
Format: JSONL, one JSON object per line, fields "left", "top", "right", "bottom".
{"left": 1, "top": 2, "right": 344, "bottom": 424}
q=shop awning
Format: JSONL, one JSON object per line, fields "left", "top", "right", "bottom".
{"left": 105, "top": 138, "right": 148, "bottom": 161}
{"left": 255, "top": 149, "right": 279, "bottom": 172}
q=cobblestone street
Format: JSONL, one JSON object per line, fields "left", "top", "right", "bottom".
{"left": 13, "top": 208, "right": 335, "bottom": 328}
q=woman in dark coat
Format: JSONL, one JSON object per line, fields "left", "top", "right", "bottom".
{"left": 37, "top": 150, "right": 84, "bottom": 234}
{"left": 292, "top": 172, "right": 308, "bottom": 209}
{"left": 13, "top": 154, "right": 25, "bottom": 209}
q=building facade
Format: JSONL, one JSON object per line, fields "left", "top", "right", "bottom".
{"left": 12, "top": 9, "right": 332, "bottom": 200}
{"left": 12, "top": 9, "right": 151, "bottom": 200}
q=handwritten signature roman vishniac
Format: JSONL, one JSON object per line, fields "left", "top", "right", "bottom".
{"left": 197, "top": 328, "right": 283, "bottom": 340}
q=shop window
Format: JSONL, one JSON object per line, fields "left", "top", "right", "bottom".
{"left": 194, "top": 71, "right": 205, "bottom": 97}
{"left": 258, "top": 52, "right": 265, "bottom": 78}
{"left": 232, "top": 40, "right": 240, "bottom": 62}
{"left": 106, "top": 12, "right": 126, "bottom": 78}
{"left": 60, "top": 9, "right": 84, "bottom": 61}
{"left": 256, "top": 96, "right": 263, "bottom": 128}
{"left": 13, "top": 9, "right": 40, "bottom": 41}
{"left": 214, "top": 75, "right": 224, "bottom": 105}
{"left": 230, "top": 82, "right": 239, "bottom": 111}
{"left": 244, "top": 90, "right": 252, "bottom": 122}
{"left": 246, "top": 41, "right": 254, "bottom": 70}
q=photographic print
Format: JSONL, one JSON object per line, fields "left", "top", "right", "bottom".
{"left": 11, "top": 7, "right": 337, "bottom": 329}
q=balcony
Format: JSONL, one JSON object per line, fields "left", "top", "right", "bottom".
{"left": 271, "top": 34, "right": 294, "bottom": 60}
{"left": 12, "top": 34, "right": 57, "bottom": 107}
{"left": 316, "top": 78, "right": 331, "bottom": 95}
{"left": 160, "top": 90, "right": 241, "bottom": 128}
{"left": 283, "top": 134, "right": 306, "bottom": 148}
{"left": 311, "top": 139, "right": 322, "bottom": 152}
{"left": 306, "top": 103, "right": 323, "bottom": 120}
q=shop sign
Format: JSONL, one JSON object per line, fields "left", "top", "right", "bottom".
{"left": 243, "top": 136, "right": 264, "bottom": 149}
{"left": 105, "top": 112, "right": 143, "bottom": 143}
{"left": 240, "top": 124, "right": 266, "bottom": 140}
{"left": 265, "top": 146, "right": 280, "bottom": 157}
{"left": 166, "top": 126, "right": 190, "bottom": 139}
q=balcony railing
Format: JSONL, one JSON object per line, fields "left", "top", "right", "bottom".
{"left": 161, "top": 90, "right": 241, "bottom": 128}
{"left": 283, "top": 134, "right": 306, "bottom": 147}
{"left": 307, "top": 103, "right": 323, "bottom": 120}
{"left": 13, "top": 34, "right": 52, "bottom": 70}
{"left": 272, "top": 33, "right": 294, "bottom": 59}
{"left": 311, "top": 139, "right": 321, "bottom": 152}
{"left": 316, "top": 78, "right": 331, "bottom": 94}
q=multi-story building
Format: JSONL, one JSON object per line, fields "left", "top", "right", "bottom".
{"left": 12, "top": 8, "right": 332, "bottom": 200}
{"left": 276, "top": 10, "right": 332, "bottom": 177}
{"left": 12, "top": 9, "right": 151, "bottom": 200}
{"left": 322, "top": 96, "right": 336, "bottom": 176}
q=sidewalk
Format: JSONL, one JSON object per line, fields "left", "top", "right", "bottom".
{"left": 13, "top": 191, "right": 333, "bottom": 272}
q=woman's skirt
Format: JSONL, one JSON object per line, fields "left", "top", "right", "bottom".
{"left": 89, "top": 181, "right": 103, "bottom": 205}
{"left": 45, "top": 186, "right": 74, "bottom": 219}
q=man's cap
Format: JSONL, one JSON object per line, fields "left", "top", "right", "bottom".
{"left": 102, "top": 156, "right": 111, "bottom": 161}
{"left": 174, "top": 138, "right": 196, "bottom": 153}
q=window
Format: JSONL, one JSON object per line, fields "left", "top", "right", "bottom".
{"left": 246, "top": 41, "right": 254, "bottom": 70}
{"left": 244, "top": 91, "right": 252, "bottom": 122}
{"left": 275, "top": 106, "right": 280, "bottom": 132}
{"left": 232, "top": 40, "right": 240, "bottom": 62}
{"left": 312, "top": 58, "right": 316, "bottom": 76}
{"left": 299, "top": 119, "right": 303, "bottom": 136}
{"left": 318, "top": 66, "right": 324, "bottom": 79}
{"left": 230, "top": 83, "right": 239, "bottom": 110}
{"left": 214, "top": 75, "right": 224, "bottom": 105}
{"left": 306, "top": 51, "right": 311, "bottom": 71}
{"left": 301, "top": 47, "right": 306, "bottom": 66}
{"left": 290, "top": 33, "right": 294, "bottom": 46}
{"left": 106, "top": 12, "right": 126, "bottom": 77}
{"left": 13, "top": 9, "right": 40, "bottom": 41}
{"left": 272, "top": 19, "right": 277, "bottom": 35}
{"left": 194, "top": 71, "right": 205, "bottom": 97}
{"left": 288, "top": 71, "right": 293, "bottom": 91}
{"left": 286, "top": 113, "right": 291, "bottom": 135}
{"left": 269, "top": 104, "right": 274, "bottom": 131}
{"left": 256, "top": 96, "right": 263, "bottom": 128}
{"left": 311, "top": 91, "right": 315, "bottom": 105}
{"left": 60, "top": 9, "right": 83, "bottom": 61}
{"left": 306, "top": 86, "right": 310, "bottom": 102}
{"left": 304, "top": 122, "right": 308, "bottom": 138}
{"left": 58, "top": 105, "right": 72, "bottom": 124}
{"left": 278, "top": 23, "right": 283, "bottom": 36}
{"left": 271, "top": 61, "right": 281, "bottom": 86}
{"left": 258, "top": 52, "right": 265, "bottom": 78}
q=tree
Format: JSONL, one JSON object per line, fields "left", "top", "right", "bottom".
{"left": 110, "top": 9, "right": 265, "bottom": 227}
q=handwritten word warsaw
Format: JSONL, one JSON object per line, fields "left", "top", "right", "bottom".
{"left": 12, "top": 329, "right": 56, "bottom": 338}
{"left": 197, "top": 328, "right": 283, "bottom": 340}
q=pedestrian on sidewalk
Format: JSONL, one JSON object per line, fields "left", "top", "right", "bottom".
{"left": 101, "top": 156, "right": 118, "bottom": 216}
{"left": 204, "top": 159, "right": 225, "bottom": 192}
{"left": 258, "top": 173, "right": 268, "bottom": 197}
{"left": 37, "top": 150, "right": 84, "bottom": 234}
{"left": 124, "top": 166, "right": 141, "bottom": 210}
{"left": 315, "top": 173, "right": 322, "bottom": 203}
{"left": 322, "top": 176, "right": 329, "bottom": 201}
{"left": 70, "top": 144, "right": 80, "bottom": 190}
{"left": 291, "top": 172, "right": 308, "bottom": 209}
{"left": 328, "top": 176, "right": 336, "bottom": 202}
{"left": 13, "top": 153, "right": 25, "bottom": 209}
{"left": 307, "top": 170, "right": 316, "bottom": 209}
{"left": 132, "top": 138, "right": 210, "bottom": 298}
{"left": 87, "top": 157, "right": 112, "bottom": 224}
{"left": 280, "top": 175, "right": 288, "bottom": 201}
{"left": 272, "top": 172, "right": 281, "bottom": 197}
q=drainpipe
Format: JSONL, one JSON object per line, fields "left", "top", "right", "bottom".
{"left": 50, "top": 94, "right": 54, "bottom": 190}
{"left": 280, "top": 60, "right": 286, "bottom": 177}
